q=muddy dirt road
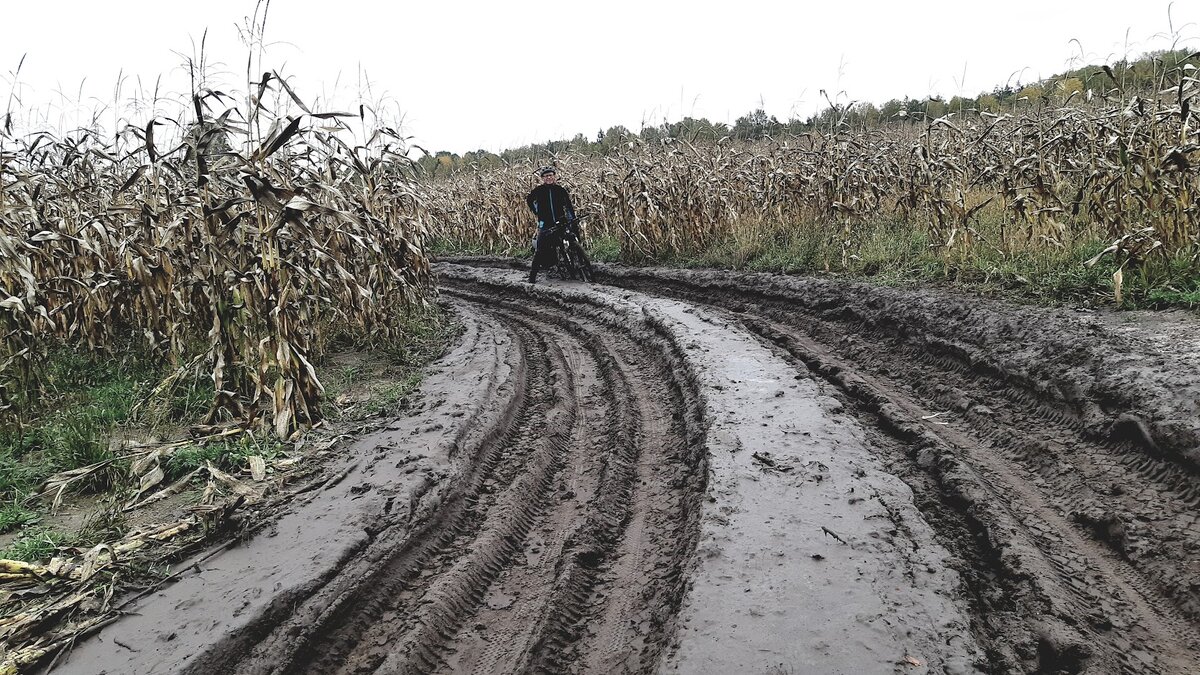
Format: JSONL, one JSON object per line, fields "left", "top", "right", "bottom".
{"left": 49, "top": 262, "right": 1200, "bottom": 674}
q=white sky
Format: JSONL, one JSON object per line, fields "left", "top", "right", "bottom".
{"left": 3, "top": 0, "right": 1198, "bottom": 154}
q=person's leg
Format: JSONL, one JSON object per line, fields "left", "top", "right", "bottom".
{"left": 530, "top": 227, "right": 546, "bottom": 283}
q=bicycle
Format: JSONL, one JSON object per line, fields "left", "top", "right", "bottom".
{"left": 533, "top": 216, "right": 594, "bottom": 282}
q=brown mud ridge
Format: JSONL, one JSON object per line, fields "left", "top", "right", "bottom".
{"left": 46, "top": 261, "right": 1199, "bottom": 674}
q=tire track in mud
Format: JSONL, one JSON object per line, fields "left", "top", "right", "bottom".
{"left": 431, "top": 303, "right": 614, "bottom": 675}
{"left": 738, "top": 312, "right": 1198, "bottom": 673}
{"left": 434, "top": 286, "right": 706, "bottom": 675}
{"left": 328, "top": 315, "right": 576, "bottom": 674}
{"left": 439, "top": 266, "right": 993, "bottom": 673}
{"left": 585, "top": 268, "right": 1200, "bottom": 674}
{"left": 173, "top": 301, "right": 546, "bottom": 675}
{"left": 160, "top": 281, "right": 707, "bottom": 675}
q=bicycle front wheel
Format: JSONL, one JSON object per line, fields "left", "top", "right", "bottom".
{"left": 568, "top": 242, "right": 593, "bottom": 282}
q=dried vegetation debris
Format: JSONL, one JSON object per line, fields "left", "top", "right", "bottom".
{"left": 0, "top": 424, "right": 363, "bottom": 673}
{"left": 0, "top": 324, "right": 450, "bottom": 672}
{"left": 0, "top": 325, "right": 451, "bottom": 673}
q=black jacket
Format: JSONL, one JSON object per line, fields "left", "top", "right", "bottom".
{"left": 525, "top": 183, "right": 576, "bottom": 229}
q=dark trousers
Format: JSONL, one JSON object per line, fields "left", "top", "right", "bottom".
{"left": 530, "top": 228, "right": 560, "bottom": 279}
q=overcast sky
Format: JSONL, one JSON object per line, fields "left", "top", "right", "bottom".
{"left": 3, "top": 1, "right": 1198, "bottom": 154}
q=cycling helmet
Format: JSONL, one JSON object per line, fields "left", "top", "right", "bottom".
{"left": 538, "top": 166, "right": 557, "bottom": 177}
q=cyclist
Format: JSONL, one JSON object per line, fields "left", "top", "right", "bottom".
{"left": 525, "top": 166, "right": 577, "bottom": 283}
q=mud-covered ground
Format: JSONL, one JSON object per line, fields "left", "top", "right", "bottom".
{"left": 43, "top": 261, "right": 1200, "bottom": 674}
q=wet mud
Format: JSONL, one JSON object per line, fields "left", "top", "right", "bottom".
{"left": 45, "top": 260, "right": 1200, "bottom": 674}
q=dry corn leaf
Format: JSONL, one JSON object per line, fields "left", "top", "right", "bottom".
{"left": 134, "top": 465, "right": 166, "bottom": 500}
{"left": 125, "top": 468, "right": 201, "bottom": 511}
{"left": 249, "top": 455, "right": 267, "bottom": 481}
{"left": 0, "top": 560, "right": 50, "bottom": 578}
{"left": 206, "top": 463, "right": 261, "bottom": 500}
{"left": 0, "top": 645, "right": 48, "bottom": 675}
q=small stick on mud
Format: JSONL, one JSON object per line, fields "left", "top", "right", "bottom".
{"left": 321, "top": 462, "right": 360, "bottom": 491}
{"left": 821, "top": 526, "right": 847, "bottom": 544}
{"left": 291, "top": 461, "right": 361, "bottom": 500}
{"left": 113, "top": 637, "right": 140, "bottom": 652}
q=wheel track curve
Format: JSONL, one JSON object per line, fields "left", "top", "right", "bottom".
{"left": 586, "top": 267, "right": 1200, "bottom": 673}
{"left": 160, "top": 279, "right": 708, "bottom": 675}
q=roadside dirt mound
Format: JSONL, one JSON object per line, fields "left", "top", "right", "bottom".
{"left": 40, "top": 260, "right": 1200, "bottom": 674}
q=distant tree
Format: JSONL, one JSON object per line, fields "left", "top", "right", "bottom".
{"left": 991, "top": 85, "right": 1019, "bottom": 107}
{"left": 784, "top": 117, "right": 812, "bottom": 135}
{"left": 1054, "top": 77, "right": 1084, "bottom": 103}
{"left": 462, "top": 149, "right": 501, "bottom": 171}
{"left": 671, "top": 117, "right": 728, "bottom": 141}
{"left": 599, "top": 125, "right": 632, "bottom": 151}
{"left": 412, "top": 47, "right": 1200, "bottom": 180}
{"left": 569, "top": 133, "right": 589, "bottom": 152}
{"left": 947, "top": 96, "right": 973, "bottom": 114}
{"left": 1016, "top": 84, "right": 1046, "bottom": 106}
{"left": 732, "top": 108, "right": 781, "bottom": 140}
{"left": 640, "top": 124, "right": 664, "bottom": 143}
{"left": 847, "top": 102, "right": 881, "bottom": 128}
{"left": 879, "top": 98, "right": 905, "bottom": 120}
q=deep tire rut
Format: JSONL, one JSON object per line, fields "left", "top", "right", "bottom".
{"left": 167, "top": 279, "right": 708, "bottom": 675}
{"left": 346, "top": 316, "right": 577, "bottom": 674}
{"left": 437, "top": 287, "right": 705, "bottom": 675}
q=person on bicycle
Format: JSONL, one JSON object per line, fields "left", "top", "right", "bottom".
{"left": 525, "top": 166, "right": 577, "bottom": 283}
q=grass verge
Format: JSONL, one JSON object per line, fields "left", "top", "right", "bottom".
{"left": 574, "top": 218, "right": 1200, "bottom": 309}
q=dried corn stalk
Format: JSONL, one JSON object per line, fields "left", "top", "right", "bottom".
{"left": 0, "top": 74, "right": 436, "bottom": 437}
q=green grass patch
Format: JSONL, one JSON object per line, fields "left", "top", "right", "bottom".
{"left": 322, "top": 307, "right": 460, "bottom": 421}
{"left": 1123, "top": 255, "right": 1200, "bottom": 309}
{"left": 1141, "top": 286, "right": 1200, "bottom": 308}
{"left": 385, "top": 308, "right": 459, "bottom": 368}
{"left": 591, "top": 217, "right": 1200, "bottom": 309}
{"left": 0, "top": 348, "right": 155, "bottom": 502}
{"left": 0, "top": 344, "right": 220, "bottom": 529}
{"left": 0, "top": 448, "right": 40, "bottom": 502}
{"left": 1, "top": 527, "right": 70, "bottom": 562}
{"left": 165, "top": 433, "right": 285, "bottom": 482}
{"left": 75, "top": 505, "right": 128, "bottom": 548}
{"left": 2, "top": 309, "right": 458, "bottom": 502}
{"left": 322, "top": 363, "right": 366, "bottom": 403}
{"left": 0, "top": 501, "right": 39, "bottom": 534}
{"left": 360, "top": 373, "right": 426, "bottom": 418}
{"left": 587, "top": 234, "right": 623, "bottom": 263}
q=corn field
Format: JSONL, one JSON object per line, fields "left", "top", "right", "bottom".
{"left": 0, "top": 73, "right": 435, "bottom": 438}
{"left": 427, "top": 65, "right": 1200, "bottom": 275}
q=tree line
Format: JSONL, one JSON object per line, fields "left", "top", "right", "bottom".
{"left": 415, "top": 49, "right": 1198, "bottom": 178}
